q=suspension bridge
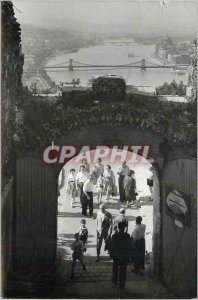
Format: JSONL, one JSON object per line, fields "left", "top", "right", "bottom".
{"left": 46, "top": 58, "right": 189, "bottom": 71}
{"left": 24, "top": 58, "right": 189, "bottom": 73}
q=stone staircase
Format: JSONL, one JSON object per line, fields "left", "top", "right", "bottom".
{"left": 56, "top": 256, "right": 153, "bottom": 283}
{"left": 55, "top": 258, "right": 176, "bottom": 299}
{"left": 68, "top": 262, "right": 112, "bottom": 282}
{"left": 5, "top": 257, "right": 175, "bottom": 298}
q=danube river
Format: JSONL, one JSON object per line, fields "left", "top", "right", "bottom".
{"left": 46, "top": 40, "right": 188, "bottom": 90}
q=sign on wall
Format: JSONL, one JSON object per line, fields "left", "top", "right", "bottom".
{"left": 165, "top": 186, "right": 191, "bottom": 226}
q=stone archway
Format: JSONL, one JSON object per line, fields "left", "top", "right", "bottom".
{"left": 12, "top": 100, "right": 196, "bottom": 293}
{"left": 9, "top": 97, "right": 196, "bottom": 297}
{"left": 53, "top": 135, "right": 163, "bottom": 277}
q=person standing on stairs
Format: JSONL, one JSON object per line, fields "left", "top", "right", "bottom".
{"left": 113, "top": 208, "right": 128, "bottom": 233}
{"left": 110, "top": 222, "right": 131, "bottom": 290}
{"left": 131, "top": 216, "right": 146, "bottom": 275}
{"left": 96, "top": 203, "right": 112, "bottom": 262}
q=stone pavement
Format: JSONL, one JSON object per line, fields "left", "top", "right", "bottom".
{"left": 53, "top": 177, "right": 176, "bottom": 299}
{"left": 54, "top": 162, "right": 172, "bottom": 299}
{"left": 6, "top": 177, "right": 174, "bottom": 299}
{"left": 57, "top": 178, "right": 153, "bottom": 261}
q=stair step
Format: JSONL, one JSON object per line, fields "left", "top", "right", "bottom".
{"left": 59, "top": 268, "right": 147, "bottom": 282}
{"left": 57, "top": 259, "right": 151, "bottom": 283}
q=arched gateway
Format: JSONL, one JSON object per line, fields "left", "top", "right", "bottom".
{"left": 11, "top": 106, "right": 196, "bottom": 298}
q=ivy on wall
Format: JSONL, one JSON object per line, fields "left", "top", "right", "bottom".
{"left": 14, "top": 91, "right": 196, "bottom": 157}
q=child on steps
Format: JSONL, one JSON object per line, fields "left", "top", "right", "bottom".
{"left": 70, "top": 233, "right": 86, "bottom": 279}
{"left": 78, "top": 219, "right": 88, "bottom": 252}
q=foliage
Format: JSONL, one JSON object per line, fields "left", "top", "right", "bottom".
{"left": 71, "top": 78, "right": 81, "bottom": 85}
{"left": 156, "top": 80, "right": 186, "bottom": 96}
{"left": 92, "top": 76, "right": 126, "bottom": 101}
{"left": 185, "top": 99, "right": 197, "bottom": 126}
{"left": 15, "top": 89, "right": 196, "bottom": 157}
{"left": 126, "top": 93, "right": 160, "bottom": 110}
{"left": 15, "top": 91, "right": 59, "bottom": 154}
{"left": 60, "top": 90, "right": 92, "bottom": 108}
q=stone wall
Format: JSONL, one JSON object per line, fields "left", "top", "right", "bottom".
{"left": 1, "top": 178, "right": 14, "bottom": 294}
{"left": 1, "top": 1, "right": 24, "bottom": 185}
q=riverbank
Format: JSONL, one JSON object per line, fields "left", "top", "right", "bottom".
{"left": 44, "top": 41, "right": 188, "bottom": 88}
{"left": 23, "top": 38, "right": 103, "bottom": 93}
{"left": 32, "top": 41, "right": 104, "bottom": 91}
{"left": 44, "top": 40, "right": 103, "bottom": 68}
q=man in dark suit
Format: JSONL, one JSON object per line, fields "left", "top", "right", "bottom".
{"left": 96, "top": 204, "right": 112, "bottom": 262}
{"left": 110, "top": 222, "right": 131, "bottom": 290}
{"left": 113, "top": 208, "right": 128, "bottom": 233}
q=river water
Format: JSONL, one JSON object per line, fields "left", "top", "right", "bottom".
{"left": 46, "top": 41, "right": 188, "bottom": 90}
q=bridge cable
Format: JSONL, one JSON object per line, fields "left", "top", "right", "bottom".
{"left": 45, "top": 60, "right": 69, "bottom": 68}
{"left": 70, "top": 60, "right": 142, "bottom": 67}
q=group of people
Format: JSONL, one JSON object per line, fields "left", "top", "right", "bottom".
{"left": 66, "top": 159, "right": 154, "bottom": 289}
{"left": 70, "top": 204, "right": 146, "bottom": 290}
{"left": 66, "top": 159, "right": 142, "bottom": 217}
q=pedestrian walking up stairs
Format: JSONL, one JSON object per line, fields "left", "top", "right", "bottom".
{"left": 55, "top": 257, "right": 176, "bottom": 299}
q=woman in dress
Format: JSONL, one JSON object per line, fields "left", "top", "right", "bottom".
{"left": 96, "top": 174, "right": 105, "bottom": 204}
{"left": 67, "top": 168, "right": 77, "bottom": 207}
{"left": 104, "top": 165, "right": 115, "bottom": 202}
{"left": 117, "top": 161, "right": 129, "bottom": 202}
{"left": 123, "top": 170, "right": 137, "bottom": 207}
{"left": 92, "top": 158, "right": 104, "bottom": 185}
{"left": 81, "top": 159, "right": 90, "bottom": 173}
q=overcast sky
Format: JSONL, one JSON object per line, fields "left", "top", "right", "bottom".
{"left": 13, "top": 0, "right": 197, "bottom": 35}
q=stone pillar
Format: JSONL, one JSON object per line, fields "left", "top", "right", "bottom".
{"left": 152, "top": 161, "right": 163, "bottom": 278}
{"left": 69, "top": 59, "right": 73, "bottom": 71}
{"left": 141, "top": 59, "right": 146, "bottom": 71}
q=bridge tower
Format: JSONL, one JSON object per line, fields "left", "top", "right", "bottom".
{"left": 69, "top": 59, "right": 73, "bottom": 71}
{"left": 141, "top": 59, "right": 146, "bottom": 71}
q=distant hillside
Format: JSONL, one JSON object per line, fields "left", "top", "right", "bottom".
{"left": 20, "top": 23, "right": 102, "bottom": 62}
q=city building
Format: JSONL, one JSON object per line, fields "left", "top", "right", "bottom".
{"left": 170, "top": 54, "right": 191, "bottom": 65}
{"left": 155, "top": 35, "right": 192, "bottom": 66}
{"left": 158, "top": 48, "right": 169, "bottom": 60}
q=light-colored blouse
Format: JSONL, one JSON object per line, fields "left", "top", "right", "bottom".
{"left": 132, "top": 224, "right": 146, "bottom": 240}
